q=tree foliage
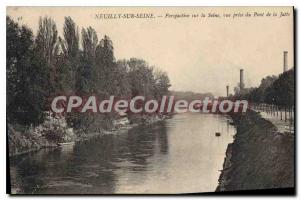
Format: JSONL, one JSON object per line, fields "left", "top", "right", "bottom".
{"left": 7, "top": 16, "right": 48, "bottom": 125}
{"left": 7, "top": 16, "right": 171, "bottom": 128}
{"left": 235, "top": 69, "right": 294, "bottom": 109}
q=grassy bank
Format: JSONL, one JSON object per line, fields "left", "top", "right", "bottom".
{"left": 217, "top": 110, "right": 294, "bottom": 192}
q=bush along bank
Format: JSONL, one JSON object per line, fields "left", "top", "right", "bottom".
{"left": 8, "top": 112, "right": 166, "bottom": 157}
{"left": 217, "top": 110, "right": 294, "bottom": 192}
{"left": 8, "top": 112, "right": 75, "bottom": 157}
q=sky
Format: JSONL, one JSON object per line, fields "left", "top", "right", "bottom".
{"left": 7, "top": 7, "right": 294, "bottom": 97}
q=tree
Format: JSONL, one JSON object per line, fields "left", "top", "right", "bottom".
{"left": 7, "top": 16, "right": 19, "bottom": 107}
{"left": 60, "top": 17, "right": 79, "bottom": 59}
{"left": 271, "top": 69, "right": 294, "bottom": 108}
{"left": 95, "top": 35, "right": 116, "bottom": 96}
{"left": 115, "top": 60, "right": 131, "bottom": 98}
{"left": 35, "top": 17, "right": 59, "bottom": 96}
{"left": 7, "top": 17, "right": 47, "bottom": 125}
{"left": 56, "top": 17, "right": 80, "bottom": 93}
{"left": 127, "top": 58, "right": 156, "bottom": 98}
{"left": 154, "top": 69, "right": 171, "bottom": 98}
{"left": 76, "top": 27, "right": 98, "bottom": 93}
{"left": 7, "top": 15, "right": 172, "bottom": 131}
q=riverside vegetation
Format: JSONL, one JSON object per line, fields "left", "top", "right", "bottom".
{"left": 7, "top": 16, "right": 171, "bottom": 156}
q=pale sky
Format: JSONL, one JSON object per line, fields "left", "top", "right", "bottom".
{"left": 7, "top": 7, "right": 294, "bottom": 97}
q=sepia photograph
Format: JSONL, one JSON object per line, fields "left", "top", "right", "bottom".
{"left": 6, "top": 6, "right": 295, "bottom": 194}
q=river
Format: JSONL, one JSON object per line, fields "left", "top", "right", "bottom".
{"left": 9, "top": 113, "right": 236, "bottom": 194}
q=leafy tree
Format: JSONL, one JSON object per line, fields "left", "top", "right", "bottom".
{"left": 60, "top": 17, "right": 79, "bottom": 59}
{"left": 115, "top": 60, "right": 131, "bottom": 97}
{"left": 95, "top": 35, "right": 116, "bottom": 96}
{"left": 154, "top": 69, "right": 171, "bottom": 98}
{"left": 56, "top": 17, "right": 80, "bottom": 93}
{"left": 7, "top": 15, "right": 172, "bottom": 131}
{"left": 127, "top": 58, "right": 156, "bottom": 98}
{"left": 271, "top": 69, "right": 294, "bottom": 108}
{"left": 76, "top": 27, "right": 98, "bottom": 93}
{"left": 35, "top": 17, "right": 59, "bottom": 96}
{"left": 7, "top": 17, "right": 47, "bottom": 125}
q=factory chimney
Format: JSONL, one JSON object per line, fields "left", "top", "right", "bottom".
{"left": 283, "top": 51, "right": 288, "bottom": 72}
{"left": 226, "top": 85, "right": 229, "bottom": 97}
{"left": 240, "top": 69, "right": 244, "bottom": 90}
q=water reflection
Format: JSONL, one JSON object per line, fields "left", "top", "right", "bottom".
{"left": 10, "top": 113, "right": 235, "bottom": 194}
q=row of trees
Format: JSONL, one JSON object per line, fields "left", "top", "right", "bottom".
{"left": 7, "top": 16, "right": 171, "bottom": 128}
{"left": 234, "top": 68, "right": 294, "bottom": 121}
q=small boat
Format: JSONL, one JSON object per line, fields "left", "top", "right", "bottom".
{"left": 57, "top": 141, "right": 75, "bottom": 146}
{"left": 215, "top": 132, "right": 221, "bottom": 137}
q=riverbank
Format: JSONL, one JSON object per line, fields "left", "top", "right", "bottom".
{"left": 217, "top": 110, "right": 294, "bottom": 192}
{"left": 7, "top": 123, "right": 58, "bottom": 157}
{"left": 8, "top": 114, "right": 166, "bottom": 157}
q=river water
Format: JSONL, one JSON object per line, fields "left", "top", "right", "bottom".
{"left": 10, "top": 113, "right": 235, "bottom": 194}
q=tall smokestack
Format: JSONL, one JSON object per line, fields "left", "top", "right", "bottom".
{"left": 283, "top": 51, "right": 288, "bottom": 72}
{"left": 240, "top": 69, "right": 244, "bottom": 90}
{"left": 226, "top": 85, "right": 229, "bottom": 97}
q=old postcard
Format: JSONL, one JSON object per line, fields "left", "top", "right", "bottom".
{"left": 6, "top": 7, "right": 294, "bottom": 194}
